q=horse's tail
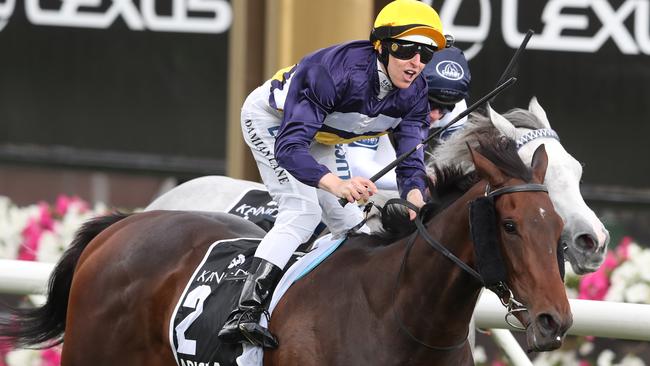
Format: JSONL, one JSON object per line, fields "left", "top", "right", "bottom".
{"left": 0, "top": 212, "right": 131, "bottom": 348}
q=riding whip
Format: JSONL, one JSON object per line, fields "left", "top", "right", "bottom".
{"left": 339, "top": 76, "right": 517, "bottom": 206}
{"left": 494, "top": 29, "right": 534, "bottom": 88}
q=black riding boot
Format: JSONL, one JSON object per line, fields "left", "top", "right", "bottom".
{"left": 218, "top": 258, "right": 283, "bottom": 348}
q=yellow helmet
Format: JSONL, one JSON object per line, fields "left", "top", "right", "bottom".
{"left": 370, "top": 0, "right": 445, "bottom": 49}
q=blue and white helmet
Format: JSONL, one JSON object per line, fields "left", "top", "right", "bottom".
{"left": 422, "top": 46, "right": 471, "bottom": 105}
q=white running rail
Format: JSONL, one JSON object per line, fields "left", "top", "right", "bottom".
{"left": 475, "top": 291, "right": 650, "bottom": 341}
{"left": 0, "top": 259, "right": 54, "bottom": 295}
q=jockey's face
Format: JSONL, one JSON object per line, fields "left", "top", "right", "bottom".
{"left": 428, "top": 108, "right": 445, "bottom": 122}
{"left": 384, "top": 50, "right": 426, "bottom": 89}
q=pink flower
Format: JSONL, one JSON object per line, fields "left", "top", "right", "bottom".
{"left": 579, "top": 266, "right": 610, "bottom": 301}
{"left": 18, "top": 202, "right": 54, "bottom": 261}
{"left": 55, "top": 195, "right": 89, "bottom": 217}
{"left": 579, "top": 248, "right": 620, "bottom": 301}
{"left": 55, "top": 195, "right": 71, "bottom": 217}
{"left": 0, "top": 337, "right": 12, "bottom": 366}
{"left": 615, "top": 236, "right": 633, "bottom": 261}
{"left": 18, "top": 217, "right": 42, "bottom": 261}
{"left": 491, "top": 361, "right": 507, "bottom": 366}
{"left": 579, "top": 361, "right": 591, "bottom": 366}
{"left": 602, "top": 251, "right": 618, "bottom": 273}
{"left": 40, "top": 347, "right": 62, "bottom": 366}
{"left": 38, "top": 202, "right": 54, "bottom": 231}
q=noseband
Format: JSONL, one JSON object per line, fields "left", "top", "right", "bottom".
{"left": 390, "top": 182, "right": 549, "bottom": 349}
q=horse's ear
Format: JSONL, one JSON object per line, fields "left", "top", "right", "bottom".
{"left": 468, "top": 143, "right": 506, "bottom": 185}
{"left": 489, "top": 105, "right": 517, "bottom": 139}
{"left": 474, "top": 102, "right": 490, "bottom": 117}
{"left": 529, "top": 97, "right": 551, "bottom": 129}
{"left": 531, "top": 144, "right": 549, "bottom": 183}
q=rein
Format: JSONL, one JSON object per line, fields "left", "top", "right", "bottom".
{"left": 386, "top": 182, "right": 548, "bottom": 349}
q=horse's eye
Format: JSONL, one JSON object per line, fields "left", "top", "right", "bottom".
{"left": 503, "top": 221, "right": 517, "bottom": 234}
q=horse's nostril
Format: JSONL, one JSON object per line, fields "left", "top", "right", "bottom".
{"left": 576, "top": 234, "right": 596, "bottom": 251}
{"left": 537, "top": 313, "right": 560, "bottom": 336}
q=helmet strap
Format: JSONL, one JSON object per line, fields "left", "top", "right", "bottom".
{"left": 377, "top": 60, "right": 394, "bottom": 99}
{"left": 378, "top": 41, "right": 392, "bottom": 82}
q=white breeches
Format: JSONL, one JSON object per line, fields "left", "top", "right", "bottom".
{"left": 240, "top": 82, "right": 367, "bottom": 269}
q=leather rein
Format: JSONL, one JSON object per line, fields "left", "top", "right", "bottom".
{"left": 384, "top": 182, "right": 548, "bottom": 351}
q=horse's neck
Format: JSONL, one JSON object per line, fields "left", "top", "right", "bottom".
{"left": 393, "top": 185, "right": 484, "bottom": 344}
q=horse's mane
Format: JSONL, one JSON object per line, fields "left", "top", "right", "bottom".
{"left": 427, "top": 107, "right": 545, "bottom": 174}
{"left": 426, "top": 166, "right": 479, "bottom": 217}
{"left": 475, "top": 132, "right": 533, "bottom": 182}
{"left": 376, "top": 133, "right": 531, "bottom": 239}
{"left": 427, "top": 132, "right": 532, "bottom": 210}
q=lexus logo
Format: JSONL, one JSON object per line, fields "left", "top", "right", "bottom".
{"left": 0, "top": 0, "right": 15, "bottom": 32}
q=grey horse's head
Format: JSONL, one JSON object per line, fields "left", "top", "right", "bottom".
{"left": 428, "top": 98, "right": 609, "bottom": 274}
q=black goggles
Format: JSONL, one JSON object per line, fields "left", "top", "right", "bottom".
{"left": 385, "top": 39, "right": 437, "bottom": 64}
{"left": 429, "top": 99, "right": 455, "bottom": 114}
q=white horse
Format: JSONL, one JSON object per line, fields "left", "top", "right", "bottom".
{"left": 145, "top": 98, "right": 609, "bottom": 274}
{"left": 146, "top": 175, "right": 266, "bottom": 212}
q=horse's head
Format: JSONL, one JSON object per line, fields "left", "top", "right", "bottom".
{"left": 469, "top": 140, "right": 572, "bottom": 352}
{"left": 488, "top": 100, "right": 610, "bottom": 274}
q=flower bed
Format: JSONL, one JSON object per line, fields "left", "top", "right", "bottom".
{"left": 0, "top": 195, "right": 109, "bottom": 366}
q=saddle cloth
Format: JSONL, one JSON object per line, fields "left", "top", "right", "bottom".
{"left": 226, "top": 189, "right": 277, "bottom": 232}
{"left": 169, "top": 234, "right": 344, "bottom": 366}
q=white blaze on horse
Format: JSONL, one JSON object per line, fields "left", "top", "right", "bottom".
{"left": 145, "top": 98, "right": 609, "bottom": 274}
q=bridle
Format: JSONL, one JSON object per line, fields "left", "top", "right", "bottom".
{"left": 515, "top": 128, "right": 559, "bottom": 150}
{"left": 388, "top": 181, "right": 548, "bottom": 350}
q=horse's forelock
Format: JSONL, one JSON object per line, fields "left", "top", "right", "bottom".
{"left": 425, "top": 165, "right": 479, "bottom": 218}
{"left": 475, "top": 135, "right": 532, "bottom": 183}
{"left": 433, "top": 165, "right": 477, "bottom": 197}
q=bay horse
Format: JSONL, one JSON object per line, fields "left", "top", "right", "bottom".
{"left": 0, "top": 135, "right": 572, "bottom": 365}
{"left": 145, "top": 98, "right": 609, "bottom": 275}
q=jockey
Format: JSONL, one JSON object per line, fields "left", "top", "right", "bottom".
{"left": 426, "top": 46, "right": 472, "bottom": 139}
{"left": 218, "top": 0, "right": 446, "bottom": 348}
{"left": 346, "top": 46, "right": 472, "bottom": 190}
